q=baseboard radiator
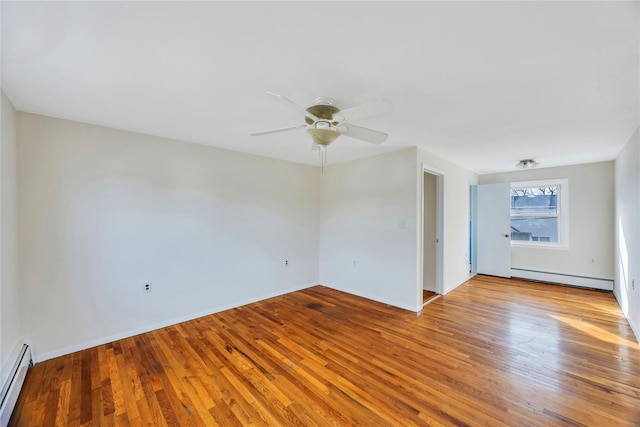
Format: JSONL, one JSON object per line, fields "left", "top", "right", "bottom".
{"left": 511, "top": 268, "right": 614, "bottom": 291}
{"left": 0, "top": 344, "right": 32, "bottom": 427}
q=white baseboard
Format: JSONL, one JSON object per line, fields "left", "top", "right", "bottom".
{"left": 442, "top": 273, "right": 477, "bottom": 295}
{"left": 511, "top": 268, "right": 614, "bottom": 291}
{"left": 36, "top": 281, "right": 318, "bottom": 363}
{"left": 613, "top": 290, "right": 640, "bottom": 345}
{"left": 322, "top": 283, "right": 421, "bottom": 313}
{"left": 626, "top": 315, "right": 640, "bottom": 345}
{"left": 323, "top": 273, "right": 479, "bottom": 313}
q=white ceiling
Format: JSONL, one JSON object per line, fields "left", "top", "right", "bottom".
{"left": 2, "top": 1, "right": 638, "bottom": 174}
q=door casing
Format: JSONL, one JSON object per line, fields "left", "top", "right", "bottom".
{"left": 420, "top": 164, "right": 444, "bottom": 303}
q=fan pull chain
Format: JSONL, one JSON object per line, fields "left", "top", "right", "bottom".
{"left": 319, "top": 145, "right": 328, "bottom": 175}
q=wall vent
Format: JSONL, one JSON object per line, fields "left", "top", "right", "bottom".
{"left": 0, "top": 343, "right": 32, "bottom": 426}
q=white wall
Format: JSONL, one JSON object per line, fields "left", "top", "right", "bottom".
{"left": 614, "top": 128, "right": 640, "bottom": 341}
{"left": 1, "top": 91, "right": 23, "bottom": 386}
{"left": 17, "top": 113, "right": 320, "bottom": 361}
{"left": 319, "top": 148, "right": 419, "bottom": 310}
{"left": 417, "top": 148, "right": 478, "bottom": 295}
{"left": 319, "top": 147, "right": 478, "bottom": 312}
{"left": 479, "top": 162, "right": 615, "bottom": 281}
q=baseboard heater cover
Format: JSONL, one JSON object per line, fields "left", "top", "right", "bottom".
{"left": 511, "top": 268, "right": 614, "bottom": 291}
{"left": 0, "top": 344, "right": 32, "bottom": 427}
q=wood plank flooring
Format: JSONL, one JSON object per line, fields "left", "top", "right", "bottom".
{"left": 422, "top": 289, "right": 438, "bottom": 305}
{"left": 10, "top": 275, "right": 640, "bottom": 426}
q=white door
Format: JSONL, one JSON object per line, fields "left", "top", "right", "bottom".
{"left": 477, "top": 183, "right": 511, "bottom": 277}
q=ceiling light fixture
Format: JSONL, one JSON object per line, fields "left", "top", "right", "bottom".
{"left": 516, "top": 159, "right": 539, "bottom": 169}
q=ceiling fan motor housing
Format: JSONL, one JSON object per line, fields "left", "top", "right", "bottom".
{"left": 306, "top": 97, "right": 341, "bottom": 145}
{"left": 305, "top": 98, "right": 340, "bottom": 123}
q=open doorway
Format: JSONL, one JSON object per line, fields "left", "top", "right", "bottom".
{"left": 421, "top": 165, "right": 444, "bottom": 306}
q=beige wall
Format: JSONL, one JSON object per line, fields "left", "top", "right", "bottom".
{"left": 615, "top": 128, "right": 640, "bottom": 341}
{"left": 18, "top": 113, "right": 320, "bottom": 360}
{"left": 14, "top": 112, "right": 480, "bottom": 359}
{"left": 11, "top": 106, "right": 630, "bottom": 361}
{"left": 1, "top": 91, "right": 22, "bottom": 385}
{"left": 319, "top": 148, "right": 419, "bottom": 310}
{"left": 480, "top": 161, "right": 615, "bottom": 280}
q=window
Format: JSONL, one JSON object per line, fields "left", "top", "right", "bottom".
{"left": 510, "top": 178, "right": 568, "bottom": 248}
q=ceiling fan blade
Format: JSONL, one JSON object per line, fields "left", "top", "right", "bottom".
{"left": 337, "top": 123, "right": 388, "bottom": 144}
{"left": 250, "top": 124, "right": 307, "bottom": 136}
{"left": 332, "top": 99, "right": 391, "bottom": 123}
{"left": 265, "top": 92, "right": 320, "bottom": 122}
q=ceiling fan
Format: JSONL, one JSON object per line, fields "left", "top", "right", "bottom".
{"left": 251, "top": 92, "right": 390, "bottom": 163}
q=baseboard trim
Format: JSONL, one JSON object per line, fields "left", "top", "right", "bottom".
{"left": 511, "top": 268, "right": 613, "bottom": 291}
{"left": 628, "top": 320, "right": 640, "bottom": 345}
{"left": 322, "top": 283, "right": 421, "bottom": 313}
{"left": 442, "top": 273, "right": 477, "bottom": 295}
{"left": 613, "top": 290, "right": 640, "bottom": 345}
{"left": 35, "top": 281, "right": 318, "bottom": 363}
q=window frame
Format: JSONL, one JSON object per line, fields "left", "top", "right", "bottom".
{"left": 510, "top": 178, "right": 569, "bottom": 250}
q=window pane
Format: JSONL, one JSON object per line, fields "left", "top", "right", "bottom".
{"left": 510, "top": 216, "right": 558, "bottom": 243}
{"left": 511, "top": 186, "right": 558, "bottom": 215}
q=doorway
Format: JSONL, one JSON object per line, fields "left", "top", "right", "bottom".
{"left": 421, "top": 165, "right": 444, "bottom": 305}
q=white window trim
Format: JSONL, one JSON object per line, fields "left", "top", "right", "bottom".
{"left": 510, "top": 178, "right": 569, "bottom": 250}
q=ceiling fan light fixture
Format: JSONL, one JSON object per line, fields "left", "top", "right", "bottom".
{"left": 516, "top": 159, "right": 539, "bottom": 169}
{"left": 308, "top": 128, "right": 339, "bottom": 146}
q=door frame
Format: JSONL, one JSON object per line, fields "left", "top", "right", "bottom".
{"left": 420, "top": 163, "right": 444, "bottom": 302}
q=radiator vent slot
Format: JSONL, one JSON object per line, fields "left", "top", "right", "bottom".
{"left": 511, "top": 268, "right": 614, "bottom": 291}
{"left": 0, "top": 344, "right": 32, "bottom": 426}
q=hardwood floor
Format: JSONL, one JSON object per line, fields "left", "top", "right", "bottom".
{"left": 10, "top": 276, "right": 640, "bottom": 426}
{"left": 422, "top": 289, "right": 438, "bottom": 305}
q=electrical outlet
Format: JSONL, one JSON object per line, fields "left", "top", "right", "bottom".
{"left": 144, "top": 283, "right": 152, "bottom": 293}
{"left": 285, "top": 260, "right": 289, "bottom": 267}
{"left": 633, "top": 279, "right": 636, "bottom": 290}
{"left": 589, "top": 257, "right": 596, "bottom": 264}
{"left": 353, "top": 259, "right": 357, "bottom": 268}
